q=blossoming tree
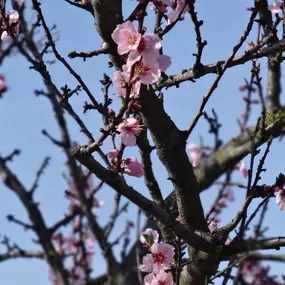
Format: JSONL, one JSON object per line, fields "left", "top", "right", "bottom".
{"left": 1, "top": 0, "right": 285, "bottom": 284}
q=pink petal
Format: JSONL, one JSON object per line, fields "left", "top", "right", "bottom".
{"left": 276, "top": 190, "right": 285, "bottom": 212}
{"left": 157, "top": 54, "right": 172, "bottom": 71}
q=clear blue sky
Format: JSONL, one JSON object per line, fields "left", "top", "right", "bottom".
{"left": 0, "top": 0, "right": 284, "bottom": 284}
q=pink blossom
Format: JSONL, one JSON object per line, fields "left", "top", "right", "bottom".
{"left": 167, "top": 0, "right": 189, "bottom": 24}
{"left": 135, "top": 59, "right": 161, "bottom": 84}
{"left": 7, "top": 10, "right": 19, "bottom": 25}
{"left": 69, "top": 266, "right": 86, "bottom": 285}
{"left": 239, "top": 161, "right": 248, "bottom": 178}
{"left": 176, "top": 215, "right": 182, "bottom": 222}
{"left": 1, "top": 10, "right": 20, "bottom": 42}
{"left": 1, "top": 31, "right": 10, "bottom": 42}
{"left": 239, "top": 261, "right": 282, "bottom": 285}
{"left": 208, "top": 217, "right": 220, "bottom": 233}
{"left": 0, "top": 74, "right": 6, "bottom": 92}
{"left": 107, "top": 149, "right": 119, "bottom": 163}
{"left": 123, "top": 157, "right": 144, "bottom": 178}
{"left": 246, "top": 7, "right": 255, "bottom": 11}
{"left": 268, "top": 1, "right": 282, "bottom": 14}
{"left": 64, "top": 237, "right": 78, "bottom": 253}
{"left": 111, "top": 21, "right": 141, "bottom": 55}
{"left": 276, "top": 190, "right": 285, "bottom": 212}
{"left": 140, "top": 228, "right": 159, "bottom": 246}
{"left": 112, "top": 66, "right": 141, "bottom": 98}
{"left": 139, "top": 254, "right": 155, "bottom": 272}
{"left": 151, "top": 271, "right": 173, "bottom": 285}
{"left": 149, "top": 1, "right": 168, "bottom": 13}
{"left": 150, "top": 243, "right": 175, "bottom": 273}
{"left": 144, "top": 273, "right": 154, "bottom": 285}
{"left": 117, "top": 118, "right": 142, "bottom": 146}
{"left": 225, "top": 237, "right": 231, "bottom": 245}
{"left": 49, "top": 269, "right": 57, "bottom": 285}
{"left": 65, "top": 172, "right": 103, "bottom": 208}
{"left": 157, "top": 54, "right": 172, "bottom": 71}
{"left": 187, "top": 143, "right": 202, "bottom": 167}
{"left": 52, "top": 234, "right": 64, "bottom": 254}
{"left": 85, "top": 237, "right": 95, "bottom": 249}
{"left": 127, "top": 34, "right": 161, "bottom": 67}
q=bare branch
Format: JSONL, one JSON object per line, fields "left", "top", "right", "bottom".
{"left": 0, "top": 250, "right": 44, "bottom": 262}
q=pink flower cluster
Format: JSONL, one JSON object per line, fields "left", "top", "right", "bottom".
{"left": 0, "top": 10, "right": 20, "bottom": 42}
{"left": 208, "top": 218, "right": 231, "bottom": 245}
{"left": 117, "top": 117, "right": 143, "bottom": 146}
{"left": 139, "top": 228, "right": 174, "bottom": 285}
{"left": 240, "top": 260, "right": 282, "bottom": 285}
{"left": 149, "top": 0, "right": 189, "bottom": 24}
{"left": 50, "top": 226, "right": 95, "bottom": 285}
{"left": 238, "top": 161, "right": 248, "bottom": 178}
{"left": 111, "top": 20, "right": 171, "bottom": 98}
{"left": 268, "top": 1, "right": 282, "bottom": 14}
{"left": 187, "top": 143, "right": 248, "bottom": 178}
{"left": 186, "top": 143, "right": 212, "bottom": 167}
{"left": 208, "top": 187, "right": 234, "bottom": 219}
{"left": 64, "top": 172, "right": 104, "bottom": 209}
{"left": 269, "top": 174, "right": 285, "bottom": 212}
{"left": 107, "top": 149, "right": 144, "bottom": 178}
{"left": 106, "top": 118, "right": 144, "bottom": 178}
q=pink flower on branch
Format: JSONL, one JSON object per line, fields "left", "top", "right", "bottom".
{"left": 127, "top": 34, "right": 162, "bottom": 67}
{"left": 157, "top": 54, "right": 172, "bottom": 71}
{"left": 134, "top": 59, "right": 161, "bottom": 84}
{"left": 167, "top": 0, "right": 189, "bottom": 24}
{"left": 276, "top": 189, "right": 285, "bottom": 212}
{"left": 1, "top": 10, "right": 20, "bottom": 42}
{"left": 112, "top": 66, "right": 141, "bottom": 98}
{"left": 208, "top": 217, "right": 220, "bottom": 233}
{"left": 187, "top": 143, "right": 202, "bottom": 167}
{"left": 150, "top": 271, "right": 173, "bottom": 285}
{"left": 117, "top": 117, "right": 143, "bottom": 146}
{"left": 139, "top": 254, "right": 155, "bottom": 272}
{"left": 150, "top": 242, "right": 175, "bottom": 273}
{"left": 122, "top": 157, "right": 144, "bottom": 177}
{"left": 238, "top": 161, "right": 248, "bottom": 178}
{"left": 268, "top": 1, "right": 282, "bottom": 14}
{"left": 107, "top": 149, "right": 119, "bottom": 164}
{"left": 111, "top": 21, "right": 141, "bottom": 55}
{"left": 140, "top": 228, "right": 159, "bottom": 246}
{"left": 0, "top": 74, "right": 7, "bottom": 93}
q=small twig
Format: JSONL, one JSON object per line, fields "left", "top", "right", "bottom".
{"left": 3, "top": 149, "right": 21, "bottom": 162}
{"left": 30, "top": 157, "right": 51, "bottom": 194}
{"left": 64, "top": 0, "right": 94, "bottom": 14}
{"left": 6, "top": 215, "right": 33, "bottom": 230}
{"left": 68, "top": 48, "right": 110, "bottom": 60}
{"left": 185, "top": 10, "right": 258, "bottom": 138}
{"left": 210, "top": 256, "right": 246, "bottom": 281}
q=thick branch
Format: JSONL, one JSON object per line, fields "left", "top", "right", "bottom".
{"left": 0, "top": 158, "right": 69, "bottom": 285}
{"left": 195, "top": 108, "right": 285, "bottom": 191}
{"left": 256, "top": 0, "right": 282, "bottom": 111}
{"left": 223, "top": 237, "right": 285, "bottom": 257}
{"left": 152, "top": 38, "right": 285, "bottom": 91}
{"left": 0, "top": 250, "right": 44, "bottom": 262}
{"left": 71, "top": 145, "right": 215, "bottom": 254}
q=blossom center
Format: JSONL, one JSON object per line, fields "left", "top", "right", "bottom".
{"left": 154, "top": 252, "right": 165, "bottom": 264}
{"left": 136, "top": 63, "right": 150, "bottom": 77}
{"left": 128, "top": 34, "right": 138, "bottom": 46}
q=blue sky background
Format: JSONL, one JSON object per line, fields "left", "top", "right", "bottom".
{"left": 0, "top": 0, "right": 285, "bottom": 284}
